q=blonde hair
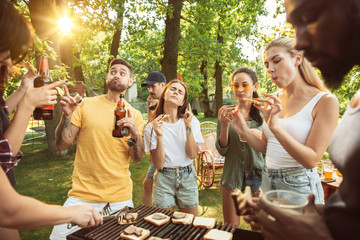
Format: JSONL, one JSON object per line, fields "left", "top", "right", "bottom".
{"left": 265, "top": 37, "right": 327, "bottom": 92}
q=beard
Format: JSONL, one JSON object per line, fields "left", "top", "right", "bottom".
{"left": 107, "top": 80, "right": 128, "bottom": 92}
{"left": 318, "top": 59, "right": 355, "bottom": 91}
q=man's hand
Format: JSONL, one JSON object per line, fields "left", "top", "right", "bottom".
{"left": 68, "top": 204, "right": 103, "bottom": 228}
{"left": 59, "top": 85, "right": 79, "bottom": 117}
{"left": 251, "top": 194, "right": 333, "bottom": 240}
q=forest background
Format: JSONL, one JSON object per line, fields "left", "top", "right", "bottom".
{"left": 8, "top": 0, "right": 360, "bottom": 155}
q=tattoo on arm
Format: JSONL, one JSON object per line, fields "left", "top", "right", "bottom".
{"left": 55, "top": 114, "right": 72, "bottom": 145}
{"left": 186, "top": 126, "right": 192, "bottom": 136}
{"left": 65, "top": 117, "right": 72, "bottom": 138}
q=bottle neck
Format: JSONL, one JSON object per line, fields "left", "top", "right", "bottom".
{"left": 38, "top": 57, "right": 50, "bottom": 76}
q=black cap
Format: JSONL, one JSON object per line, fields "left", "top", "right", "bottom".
{"left": 141, "top": 72, "right": 166, "bottom": 87}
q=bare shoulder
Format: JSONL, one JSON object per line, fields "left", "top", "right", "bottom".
{"left": 314, "top": 93, "right": 339, "bottom": 119}
{"left": 317, "top": 93, "right": 339, "bottom": 110}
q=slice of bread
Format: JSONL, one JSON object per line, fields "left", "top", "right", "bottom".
{"left": 171, "top": 212, "right": 194, "bottom": 225}
{"left": 119, "top": 225, "right": 150, "bottom": 240}
{"left": 144, "top": 213, "right": 170, "bottom": 226}
{"left": 118, "top": 212, "right": 139, "bottom": 225}
{"left": 231, "top": 186, "right": 252, "bottom": 216}
{"left": 193, "top": 216, "right": 216, "bottom": 229}
{"left": 147, "top": 237, "right": 170, "bottom": 240}
{"left": 203, "top": 229, "right": 233, "bottom": 240}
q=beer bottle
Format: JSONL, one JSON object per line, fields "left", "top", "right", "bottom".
{"left": 33, "top": 56, "right": 53, "bottom": 120}
{"left": 112, "top": 94, "right": 130, "bottom": 138}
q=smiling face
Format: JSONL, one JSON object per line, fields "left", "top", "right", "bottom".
{"left": 264, "top": 46, "right": 300, "bottom": 89}
{"left": 106, "top": 64, "right": 133, "bottom": 92}
{"left": 284, "top": 0, "right": 360, "bottom": 89}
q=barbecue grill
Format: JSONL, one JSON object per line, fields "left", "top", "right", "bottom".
{"left": 67, "top": 204, "right": 263, "bottom": 240}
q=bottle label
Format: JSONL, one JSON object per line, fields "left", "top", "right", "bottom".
{"left": 40, "top": 105, "right": 54, "bottom": 110}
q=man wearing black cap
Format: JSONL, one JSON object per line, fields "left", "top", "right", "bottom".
{"left": 141, "top": 71, "right": 166, "bottom": 206}
{"left": 141, "top": 71, "right": 166, "bottom": 121}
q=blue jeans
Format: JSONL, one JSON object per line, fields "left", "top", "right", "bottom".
{"left": 146, "top": 162, "right": 157, "bottom": 178}
{"left": 261, "top": 165, "right": 324, "bottom": 204}
{"left": 245, "top": 170, "right": 262, "bottom": 194}
{"left": 153, "top": 163, "right": 198, "bottom": 209}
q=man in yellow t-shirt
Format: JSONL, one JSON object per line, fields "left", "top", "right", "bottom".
{"left": 50, "top": 59, "right": 144, "bottom": 240}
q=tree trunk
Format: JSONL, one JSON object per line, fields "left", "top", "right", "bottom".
{"left": 103, "top": 0, "right": 125, "bottom": 94}
{"left": 28, "top": 0, "right": 63, "bottom": 156}
{"left": 160, "top": 0, "right": 183, "bottom": 81}
{"left": 199, "top": 60, "right": 214, "bottom": 117}
{"left": 214, "top": 24, "right": 224, "bottom": 116}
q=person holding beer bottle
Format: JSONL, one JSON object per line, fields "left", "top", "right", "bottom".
{"left": 0, "top": 1, "right": 102, "bottom": 239}
{"left": 52, "top": 58, "right": 144, "bottom": 239}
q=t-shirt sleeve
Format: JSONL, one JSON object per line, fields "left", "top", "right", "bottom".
{"left": 71, "top": 103, "right": 83, "bottom": 128}
{"left": 144, "top": 122, "right": 157, "bottom": 152}
{"left": 191, "top": 117, "right": 204, "bottom": 144}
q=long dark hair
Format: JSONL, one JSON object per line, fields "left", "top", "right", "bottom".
{"left": 230, "top": 67, "right": 263, "bottom": 126}
{"left": 0, "top": 0, "right": 33, "bottom": 95}
{"left": 152, "top": 79, "right": 188, "bottom": 121}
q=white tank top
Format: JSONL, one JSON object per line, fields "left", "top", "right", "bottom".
{"left": 264, "top": 92, "right": 328, "bottom": 169}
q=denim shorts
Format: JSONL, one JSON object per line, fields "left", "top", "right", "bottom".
{"left": 153, "top": 163, "right": 198, "bottom": 209}
{"left": 261, "top": 165, "right": 324, "bottom": 204}
{"left": 146, "top": 162, "right": 157, "bottom": 178}
{"left": 245, "top": 170, "right": 262, "bottom": 194}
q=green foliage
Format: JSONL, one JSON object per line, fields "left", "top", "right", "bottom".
{"left": 333, "top": 66, "right": 360, "bottom": 116}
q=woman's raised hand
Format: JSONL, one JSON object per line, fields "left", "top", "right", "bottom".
{"left": 152, "top": 114, "right": 168, "bottom": 136}
{"left": 184, "top": 103, "right": 193, "bottom": 125}
{"left": 253, "top": 94, "right": 282, "bottom": 132}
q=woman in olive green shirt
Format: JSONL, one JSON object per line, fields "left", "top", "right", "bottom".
{"left": 216, "top": 67, "right": 264, "bottom": 227}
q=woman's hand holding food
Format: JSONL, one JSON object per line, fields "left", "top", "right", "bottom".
{"left": 253, "top": 94, "right": 282, "bottom": 133}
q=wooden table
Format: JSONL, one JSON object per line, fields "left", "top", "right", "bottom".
{"left": 321, "top": 176, "right": 342, "bottom": 202}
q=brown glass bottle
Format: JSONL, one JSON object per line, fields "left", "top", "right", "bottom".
{"left": 112, "top": 94, "right": 130, "bottom": 138}
{"left": 33, "top": 56, "right": 53, "bottom": 120}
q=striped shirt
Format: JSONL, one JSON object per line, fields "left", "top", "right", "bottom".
{"left": 0, "top": 96, "right": 23, "bottom": 173}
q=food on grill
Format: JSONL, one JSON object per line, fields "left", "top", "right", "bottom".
{"left": 119, "top": 212, "right": 139, "bottom": 225}
{"left": 193, "top": 216, "right": 216, "bottom": 229}
{"left": 203, "top": 229, "right": 233, "bottom": 240}
{"left": 144, "top": 213, "right": 170, "bottom": 226}
{"left": 148, "top": 237, "right": 170, "bottom": 240}
{"left": 120, "top": 225, "right": 150, "bottom": 240}
{"left": 231, "top": 186, "right": 252, "bottom": 215}
{"left": 171, "top": 211, "right": 194, "bottom": 225}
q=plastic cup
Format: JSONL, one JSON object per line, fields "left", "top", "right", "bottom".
{"left": 323, "top": 162, "right": 334, "bottom": 180}
{"left": 263, "top": 190, "right": 309, "bottom": 216}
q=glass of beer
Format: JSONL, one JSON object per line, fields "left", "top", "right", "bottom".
{"left": 323, "top": 161, "right": 334, "bottom": 180}
{"left": 263, "top": 190, "right": 309, "bottom": 216}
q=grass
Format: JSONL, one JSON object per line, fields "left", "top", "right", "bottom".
{"left": 14, "top": 116, "right": 251, "bottom": 239}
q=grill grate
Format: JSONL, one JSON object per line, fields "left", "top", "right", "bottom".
{"left": 67, "top": 204, "right": 237, "bottom": 240}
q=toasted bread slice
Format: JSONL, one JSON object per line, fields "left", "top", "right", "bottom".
{"left": 203, "top": 229, "right": 233, "bottom": 240}
{"left": 193, "top": 216, "right": 216, "bottom": 229}
{"left": 120, "top": 225, "right": 150, "bottom": 240}
{"left": 144, "top": 213, "right": 170, "bottom": 226}
{"left": 171, "top": 211, "right": 194, "bottom": 225}
{"left": 148, "top": 237, "right": 170, "bottom": 240}
{"left": 243, "top": 98, "right": 268, "bottom": 109}
{"left": 231, "top": 186, "right": 252, "bottom": 215}
{"left": 119, "top": 212, "right": 139, "bottom": 225}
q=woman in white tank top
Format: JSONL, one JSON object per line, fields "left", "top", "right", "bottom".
{"left": 230, "top": 37, "right": 339, "bottom": 204}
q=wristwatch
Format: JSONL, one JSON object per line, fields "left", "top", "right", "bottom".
{"left": 126, "top": 137, "right": 137, "bottom": 147}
